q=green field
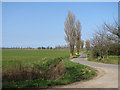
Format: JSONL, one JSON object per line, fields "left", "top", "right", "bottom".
{"left": 2, "top": 49, "right": 70, "bottom": 69}
{"left": 2, "top": 49, "right": 95, "bottom": 88}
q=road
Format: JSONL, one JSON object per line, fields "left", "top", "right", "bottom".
{"left": 54, "top": 53, "right": 118, "bottom": 88}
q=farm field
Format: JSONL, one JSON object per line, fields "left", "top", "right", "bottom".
{"left": 2, "top": 49, "right": 95, "bottom": 88}
{"left": 2, "top": 49, "right": 69, "bottom": 68}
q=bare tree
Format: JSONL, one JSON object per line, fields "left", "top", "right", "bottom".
{"left": 75, "top": 20, "right": 81, "bottom": 54}
{"left": 64, "top": 11, "right": 76, "bottom": 57}
{"left": 90, "top": 19, "right": 120, "bottom": 59}
{"left": 104, "top": 20, "right": 120, "bottom": 56}
{"left": 104, "top": 20, "right": 120, "bottom": 42}
{"left": 85, "top": 40, "right": 90, "bottom": 51}
{"left": 91, "top": 27, "right": 112, "bottom": 60}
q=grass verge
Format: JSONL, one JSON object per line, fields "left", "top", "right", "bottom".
{"left": 3, "top": 58, "right": 95, "bottom": 88}
{"left": 83, "top": 51, "right": 120, "bottom": 65}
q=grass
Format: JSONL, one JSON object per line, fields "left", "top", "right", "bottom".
{"left": 72, "top": 54, "right": 80, "bottom": 58}
{"left": 2, "top": 49, "right": 69, "bottom": 69}
{"left": 100, "top": 56, "right": 119, "bottom": 65}
{"left": 2, "top": 49, "right": 95, "bottom": 88}
{"left": 83, "top": 50, "right": 120, "bottom": 65}
{"left": 72, "top": 50, "right": 81, "bottom": 58}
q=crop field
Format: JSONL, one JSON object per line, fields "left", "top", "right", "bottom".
{"left": 2, "top": 49, "right": 95, "bottom": 88}
{"left": 2, "top": 49, "right": 69, "bottom": 69}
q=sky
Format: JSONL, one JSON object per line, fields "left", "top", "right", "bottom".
{"left": 2, "top": 2, "right": 118, "bottom": 48}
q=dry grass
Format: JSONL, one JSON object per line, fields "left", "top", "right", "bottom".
{"left": 3, "top": 58, "right": 66, "bottom": 83}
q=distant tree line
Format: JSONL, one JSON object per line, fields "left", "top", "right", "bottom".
{"left": 37, "top": 45, "right": 69, "bottom": 50}
{"left": 2, "top": 45, "right": 69, "bottom": 50}
{"left": 54, "top": 45, "right": 69, "bottom": 49}
{"left": 37, "top": 46, "right": 53, "bottom": 50}
{"left": 2, "top": 46, "right": 34, "bottom": 49}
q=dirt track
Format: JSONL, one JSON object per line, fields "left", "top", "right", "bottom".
{"left": 54, "top": 53, "right": 118, "bottom": 88}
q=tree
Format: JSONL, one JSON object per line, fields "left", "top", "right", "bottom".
{"left": 90, "top": 19, "right": 120, "bottom": 60}
{"left": 91, "top": 29, "right": 109, "bottom": 60}
{"left": 38, "top": 47, "right": 41, "bottom": 49}
{"left": 85, "top": 40, "right": 90, "bottom": 51}
{"left": 47, "top": 46, "right": 50, "bottom": 49}
{"left": 104, "top": 20, "right": 120, "bottom": 55}
{"left": 75, "top": 20, "right": 81, "bottom": 55}
{"left": 64, "top": 11, "right": 76, "bottom": 57}
{"left": 104, "top": 21, "right": 120, "bottom": 40}
{"left": 80, "top": 40, "right": 84, "bottom": 50}
{"left": 90, "top": 25, "right": 118, "bottom": 60}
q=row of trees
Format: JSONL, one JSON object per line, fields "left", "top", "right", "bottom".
{"left": 64, "top": 11, "right": 90, "bottom": 57}
{"left": 54, "top": 45, "right": 68, "bottom": 49}
{"left": 37, "top": 45, "right": 68, "bottom": 49}
{"left": 37, "top": 46, "right": 53, "bottom": 50}
{"left": 2, "top": 46, "right": 33, "bottom": 49}
{"left": 64, "top": 11, "right": 91, "bottom": 57}
{"left": 90, "top": 20, "right": 120, "bottom": 59}
{"left": 64, "top": 11, "right": 82, "bottom": 57}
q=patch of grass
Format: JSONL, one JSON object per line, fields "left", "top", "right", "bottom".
{"left": 83, "top": 50, "right": 90, "bottom": 56}
{"left": 102, "top": 56, "right": 119, "bottom": 65}
{"left": 72, "top": 50, "right": 81, "bottom": 58}
{"left": 72, "top": 55, "right": 80, "bottom": 58}
{"left": 3, "top": 79, "right": 55, "bottom": 88}
{"left": 83, "top": 51, "right": 119, "bottom": 65}
{"left": 55, "top": 59, "right": 95, "bottom": 85}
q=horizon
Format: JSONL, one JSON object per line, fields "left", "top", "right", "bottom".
{"left": 2, "top": 2, "right": 118, "bottom": 48}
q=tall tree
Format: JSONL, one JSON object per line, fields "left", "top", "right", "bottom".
{"left": 81, "top": 40, "right": 84, "bottom": 50}
{"left": 85, "top": 40, "right": 90, "bottom": 51}
{"left": 64, "top": 11, "right": 76, "bottom": 57}
{"left": 76, "top": 20, "right": 81, "bottom": 54}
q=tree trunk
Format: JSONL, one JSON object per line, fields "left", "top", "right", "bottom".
{"left": 70, "top": 53, "right": 73, "bottom": 58}
{"left": 76, "top": 50, "right": 79, "bottom": 55}
{"left": 70, "top": 45, "right": 74, "bottom": 58}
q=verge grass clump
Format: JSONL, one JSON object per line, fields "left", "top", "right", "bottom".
{"left": 3, "top": 57, "right": 66, "bottom": 83}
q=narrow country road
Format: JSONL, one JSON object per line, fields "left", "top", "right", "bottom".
{"left": 54, "top": 53, "right": 118, "bottom": 88}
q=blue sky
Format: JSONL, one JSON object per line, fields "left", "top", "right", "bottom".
{"left": 2, "top": 2, "right": 118, "bottom": 48}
